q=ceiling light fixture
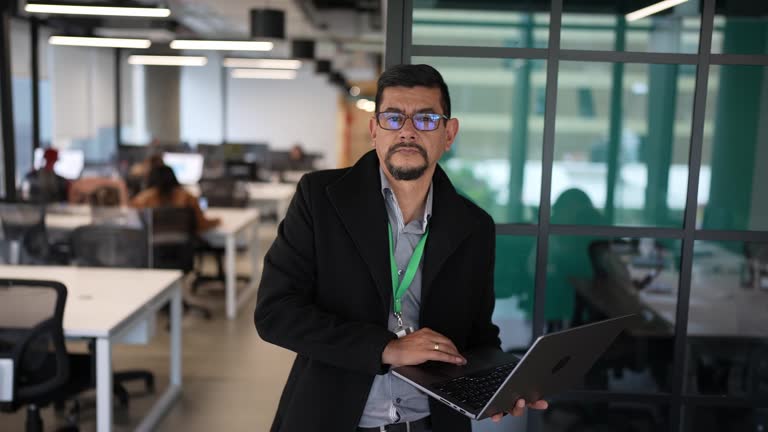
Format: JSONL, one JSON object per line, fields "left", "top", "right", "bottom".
{"left": 49, "top": 36, "right": 151, "bottom": 49}
{"left": 25, "top": 3, "right": 171, "bottom": 18}
{"left": 231, "top": 69, "right": 297, "bottom": 80}
{"left": 223, "top": 58, "right": 301, "bottom": 69}
{"left": 626, "top": 0, "right": 688, "bottom": 22}
{"left": 170, "top": 40, "right": 274, "bottom": 51}
{"left": 128, "top": 55, "right": 208, "bottom": 66}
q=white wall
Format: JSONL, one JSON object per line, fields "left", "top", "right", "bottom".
{"left": 50, "top": 45, "right": 114, "bottom": 146}
{"left": 225, "top": 68, "right": 339, "bottom": 168}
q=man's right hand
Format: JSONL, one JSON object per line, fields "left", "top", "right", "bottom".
{"left": 382, "top": 328, "right": 467, "bottom": 368}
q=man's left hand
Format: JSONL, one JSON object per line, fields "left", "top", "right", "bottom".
{"left": 490, "top": 399, "right": 548, "bottom": 421}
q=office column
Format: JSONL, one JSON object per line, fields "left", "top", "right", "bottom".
{"left": 645, "top": 18, "right": 683, "bottom": 226}
{"left": 703, "top": 20, "right": 768, "bottom": 230}
{"left": 145, "top": 65, "right": 180, "bottom": 144}
{"left": 0, "top": 9, "right": 16, "bottom": 200}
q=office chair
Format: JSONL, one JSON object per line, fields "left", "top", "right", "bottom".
{"left": 0, "top": 204, "right": 69, "bottom": 265}
{"left": 193, "top": 180, "right": 250, "bottom": 293}
{"left": 0, "top": 278, "right": 91, "bottom": 432}
{"left": 146, "top": 207, "right": 212, "bottom": 319}
{"left": 69, "top": 225, "right": 155, "bottom": 406}
{"left": 224, "top": 160, "right": 260, "bottom": 181}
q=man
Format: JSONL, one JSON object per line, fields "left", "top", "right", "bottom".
{"left": 21, "top": 148, "right": 69, "bottom": 203}
{"left": 255, "top": 64, "right": 546, "bottom": 432}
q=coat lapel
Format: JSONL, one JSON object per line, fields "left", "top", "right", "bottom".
{"left": 326, "top": 151, "right": 392, "bottom": 313}
{"left": 421, "top": 165, "right": 477, "bottom": 304}
{"left": 326, "top": 151, "right": 480, "bottom": 315}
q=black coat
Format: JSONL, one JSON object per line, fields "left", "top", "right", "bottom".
{"left": 254, "top": 150, "right": 500, "bottom": 432}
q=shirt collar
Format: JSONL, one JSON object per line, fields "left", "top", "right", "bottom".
{"left": 380, "top": 167, "right": 433, "bottom": 231}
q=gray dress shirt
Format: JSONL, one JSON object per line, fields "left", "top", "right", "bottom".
{"left": 358, "top": 169, "right": 434, "bottom": 428}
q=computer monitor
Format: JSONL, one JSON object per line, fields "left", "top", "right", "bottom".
{"left": 33, "top": 148, "right": 85, "bottom": 180}
{"left": 162, "top": 152, "right": 204, "bottom": 185}
{"left": 222, "top": 142, "right": 269, "bottom": 163}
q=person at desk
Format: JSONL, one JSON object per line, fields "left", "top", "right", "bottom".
{"left": 20, "top": 148, "right": 69, "bottom": 203}
{"left": 254, "top": 64, "right": 547, "bottom": 432}
{"left": 130, "top": 165, "right": 220, "bottom": 233}
{"left": 287, "top": 143, "right": 311, "bottom": 170}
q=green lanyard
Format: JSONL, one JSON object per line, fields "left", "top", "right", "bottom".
{"left": 388, "top": 222, "right": 429, "bottom": 316}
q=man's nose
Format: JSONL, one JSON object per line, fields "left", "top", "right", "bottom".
{"left": 398, "top": 117, "right": 417, "bottom": 140}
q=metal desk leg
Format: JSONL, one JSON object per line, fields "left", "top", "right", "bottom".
{"left": 95, "top": 337, "right": 113, "bottom": 432}
{"left": 225, "top": 234, "right": 236, "bottom": 319}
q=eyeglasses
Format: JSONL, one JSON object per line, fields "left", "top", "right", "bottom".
{"left": 376, "top": 112, "right": 449, "bottom": 131}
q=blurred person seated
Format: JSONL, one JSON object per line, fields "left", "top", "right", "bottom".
{"left": 68, "top": 177, "right": 129, "bottom": 206}
{"left": 20, "top": 148, "right": 69, "bottom": 203}
{"left": 130, "top": 165, "right": 220, "bottom": 233}
{"left": 127, "top": 153, "right": 165, "bottom": 197}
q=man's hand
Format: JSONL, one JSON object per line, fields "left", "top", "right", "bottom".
{"left": 490, "top": 399, "right": 549, "bottom": 421}
{"left": 382, "top": 328, "right": 466, "bottom": 368}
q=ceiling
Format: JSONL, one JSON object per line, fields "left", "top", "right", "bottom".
{"left": 164, "top": 0, "right": 384, "bottom": 78}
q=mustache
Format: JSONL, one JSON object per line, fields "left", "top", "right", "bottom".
{"left": 387, "top": 142, "right": 427, "bottom": 159}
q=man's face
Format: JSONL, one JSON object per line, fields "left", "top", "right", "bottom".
{"left": 369, "top": 86, "right": 459, "bottom": 181}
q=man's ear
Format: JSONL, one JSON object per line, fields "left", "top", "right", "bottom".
{"left": 369, "top": 116, "right": 377, "bottom": 147}
{"left": 445, "top": 118, "right": 459, "bottom": 151}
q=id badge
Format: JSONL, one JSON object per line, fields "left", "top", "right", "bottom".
{"left": 395, "top": 325, "right": 415, "bottom": 338}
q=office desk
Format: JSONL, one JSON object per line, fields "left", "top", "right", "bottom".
{"left": 244, "top": 182, "right": 295, "bottom": 221}
{"left": 185, "top": 182, "right": 295, "bottom": 222}
{"left": 44, "top": 206, "right": 260, "bottom": 320}
{"left": 0, "top": 266, "right": 183, "bottom": 432}
{"left": 573, "top": 242, "right": 768, "bottom": 338}
{"left": 200, "top": 208, "right": 261, "bottom": 319}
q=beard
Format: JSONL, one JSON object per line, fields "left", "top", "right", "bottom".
{"left": 385, "top": 142, "right": 429, "bottom": 181}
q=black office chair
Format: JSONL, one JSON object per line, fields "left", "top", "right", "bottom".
{"left": 0, "top": 278, "right": 91, "bottom": 432}
{"left": 70, "top": 225, "right": 148, "bottom": 269}
{"left": 193, "top": 180, "right": 250, "bottom": 293}
{"left": 198, "top": 179, "right": 249, "bottom": 208}
{"left": 69, "top": 225, "right": 155, "bottom": 406}
{"left": 146, "top": 207, "right": 212, "bottom": 319}
{"left": 0, "top": 204, "right": 69, "bottom": 265}
{"left": 224, "top": 160, "right": 260, "bottom": 181}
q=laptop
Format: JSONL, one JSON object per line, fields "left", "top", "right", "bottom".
{"left": 392, "top": 314, "right": 638, "bottom": 420}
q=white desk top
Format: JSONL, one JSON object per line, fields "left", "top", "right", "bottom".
{"left": 204, "top": 207, "right": 260, "bottom": 236}
{"left": 245, "top": 182, "right": 296, "bottom": 201}
{"left": 0, "top": 266, "right": 182, "bottom": 338}
{"left": 631, "top": 242, "right": 768, "bottom": 338}
{"left": 45, "top": 206, "right": 258, "bottom": 238}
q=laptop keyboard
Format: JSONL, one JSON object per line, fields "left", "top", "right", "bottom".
{"left": 432, "top": 361, "right": 518, "bottom": 410}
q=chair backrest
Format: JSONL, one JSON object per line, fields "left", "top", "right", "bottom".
{"left": 24, "top": 171, "right": 68, "bottom": 204}
{"left": 0, "top": 279, "right": 68, "bottom": 404}
{"left": 199, "top": 179, "right": 248, "bottom": 208}
{"left": 145, "top": 207, "right": 197, "bottom": 272}
{"left": 70, "top": 225, "right": 148, "bottom": 268}
{"left": 0, "top": 204, "right": 50, "bottom": 263}
{"left": 588, "top": 239, "right": 635, "bottom": 282}
{"left": 225, "top": 160, "right": 260, "bottom": 181}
